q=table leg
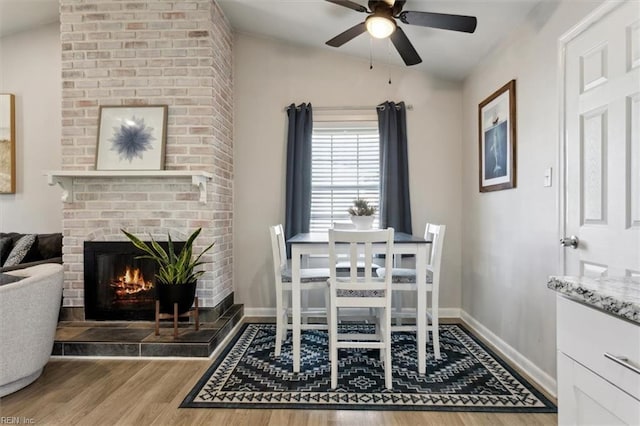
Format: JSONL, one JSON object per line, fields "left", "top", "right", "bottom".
{"left": 292, "top": 245, "right": 302, "bottom": 373}
{"left": 416, "top": 244, "right": 427, "bottom": 375}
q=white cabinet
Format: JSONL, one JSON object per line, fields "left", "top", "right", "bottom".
{"left": 556, "top": 295, "right": 640, "bottom": 425}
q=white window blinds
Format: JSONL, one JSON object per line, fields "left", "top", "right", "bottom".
{"left": 310, "top": 122, "right": 380, "bottom": 232}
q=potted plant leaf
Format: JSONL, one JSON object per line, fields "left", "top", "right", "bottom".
{"left": 121, "top": 228, "right": 214, "bottom": 314}
{"left": 348, "top": 198, "right": 377, "bottom": 230}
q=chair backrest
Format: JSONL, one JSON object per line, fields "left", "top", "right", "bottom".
{"left": 269, "top": 224, "right": 287, "bottom": 283}
{"left": 425, "top": 224, "right": 446, "bottom": 292}
{"left": 328, "top": 228, "right": 394, "bottom": 291}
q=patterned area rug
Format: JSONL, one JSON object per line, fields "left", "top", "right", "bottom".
{"left": 181, "top": 323, "right": 556, "bottom": 412}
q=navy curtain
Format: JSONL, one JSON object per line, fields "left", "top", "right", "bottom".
{"left": 377, "top": 101, "right": 412, "bottom": 234}
{"left": 285, "top": 103, "right": 313, "bottom": 255}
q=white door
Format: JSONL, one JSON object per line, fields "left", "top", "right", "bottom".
{"left": 563, "top": 1, "right": 640, "bottom": 277}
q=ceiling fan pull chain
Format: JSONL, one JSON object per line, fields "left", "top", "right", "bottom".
{"left": 387, "top": 39, "right": 392, "bottom": 84}
{"left": 369, "top": 37, "right": 374, "bottom": 70}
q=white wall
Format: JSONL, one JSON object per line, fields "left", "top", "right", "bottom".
{"left": 233, "top": 33, "right": 463, "bottom": 313}
{"left": 461, "top": 0, "right": 603, "bottom": 383}
{"left": 0, "top": 23, "right": 61, "bottom": 233}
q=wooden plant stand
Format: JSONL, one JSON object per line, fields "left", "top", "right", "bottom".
{"left": 155, "top": 297, "right": 199, "bottom": 338}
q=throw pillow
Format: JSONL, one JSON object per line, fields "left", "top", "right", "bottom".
{"left": 3, "top": 234, "right": 37, "bottom": 267}
{"left": 0, "top": 237, "right": 13, "bottom": 265}
{"left": 0, "top": 273, "right": 23, "bottom": 286}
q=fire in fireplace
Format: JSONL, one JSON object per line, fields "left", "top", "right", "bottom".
{"left": 111, "top": 266, "right": 153, "bottom": 298}
{"left": 84, "top": 241, "right": 184, "bottom": 321}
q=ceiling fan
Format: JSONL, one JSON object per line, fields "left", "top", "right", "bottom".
{"left": 325, "top": 0, "right": 477, "bottom": 66}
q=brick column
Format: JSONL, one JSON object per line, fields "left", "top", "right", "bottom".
{"left": 59, "top": 0, "right": 233, "bottom": 309}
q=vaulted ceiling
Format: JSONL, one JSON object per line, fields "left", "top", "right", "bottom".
{"left": 217, "top": 0, "right": 542, "bottom": 80}
{"left": 0, "top": 0, "right": 543, "bottom": 81}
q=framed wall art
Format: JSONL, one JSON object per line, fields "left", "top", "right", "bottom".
{"left": 0, "top": 94, "right": 16, "bottom": 194}
{"left": 96, "top": 105, "right": 168, "bottom": 171}
{"left": 478, "top": 80, "right": 516, "bottom": 192}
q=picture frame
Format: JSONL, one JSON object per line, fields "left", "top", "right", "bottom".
{"left": 0, "top": 94, "right": 16, "bottom": 194}
{"left": 96, "top": 105, "right": 168, "bottom": 171}
{"left": 478, "top": 80, "right": 517, "bottom": 192}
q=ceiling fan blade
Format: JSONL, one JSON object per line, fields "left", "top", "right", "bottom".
{"left": 325, "top": 0, "right": 368, "bottom": 13}
{"left": 399, "top": 11, "right": 477, "bottom": 33}
{"left": 326, "top": 22, "right": 367, "bottom": 47}
{"left": 390, "top": 27, "right": 422, "bottom": 66}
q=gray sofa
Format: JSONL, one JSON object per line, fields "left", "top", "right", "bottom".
{"left": 0, "top": 233, "right": 62, "bottom": 273}
{"left": 0, "top": 263, "right": 64, "bottom": 397}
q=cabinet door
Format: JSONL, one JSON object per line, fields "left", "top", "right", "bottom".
{"left": 558, "top": 353, "right": 640, "bottom": 425}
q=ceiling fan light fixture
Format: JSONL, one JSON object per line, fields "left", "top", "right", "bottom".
{"left": 365, "top": 15, "right": 396, "bottom": 39}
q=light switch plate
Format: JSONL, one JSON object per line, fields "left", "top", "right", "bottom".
{"left": 544, "top": 167, "right": 552, "bottom": 187}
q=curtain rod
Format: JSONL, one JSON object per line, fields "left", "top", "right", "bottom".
{"left": 284, "top": 104, "right": 413, "bottom": 112}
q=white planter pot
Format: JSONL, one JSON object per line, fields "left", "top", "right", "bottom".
{"left": 350, "top": 215, "right": 374, "bottom": 230}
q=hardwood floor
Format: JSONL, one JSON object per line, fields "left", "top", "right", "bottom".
{"left": 0, "top": 358, "right": 558, "bottom": 425}
{"left": 0, "top": 322, "right": 558, "bottom": 426}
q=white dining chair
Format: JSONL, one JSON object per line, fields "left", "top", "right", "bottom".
{"left": 376, "top": 223, "right": 446, "bottom": 360}
{"left": 269, "top": 224, "right": 329, "bottom": 357}
{"left": 326, "top": 228, "right": 395, "bottom": 390}
{"left": 332, "top": 222, "right": 380, "bottom": 276}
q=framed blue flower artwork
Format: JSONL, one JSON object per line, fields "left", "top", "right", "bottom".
{"left": 96, "top": 105, "right": 168, "bottom": 171}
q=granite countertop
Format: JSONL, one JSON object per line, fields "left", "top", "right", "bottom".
{"left": 548, "top": 276, "right": 640, "bottom": 325}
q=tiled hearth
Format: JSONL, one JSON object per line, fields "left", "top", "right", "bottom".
{"left": 53, "top": 296, "right": 243, "bottom": 358}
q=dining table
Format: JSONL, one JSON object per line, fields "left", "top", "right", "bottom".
{"left": 286, "top": 231, "right": 431, "bottom": 375}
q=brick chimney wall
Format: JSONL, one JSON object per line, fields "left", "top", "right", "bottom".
{"left": 59, "top": 0, "right": 233, "bottom": 309}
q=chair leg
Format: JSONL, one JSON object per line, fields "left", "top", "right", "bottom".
{"left": 384, "top": 306, "right": 392, "bottom": 390}
{"left": 376, "top": 308, "right": 384, "bottom": 362}
{"left": 302, "top": 288, "right": 309, "bottom": 325}
{"left": 432, "top": 294, "right": 441, "bottom": 359}
{"left": 283, "top": 291, "right": 291, "bottom": 345}
{"left": 324, "top": 286, "right": 332, "bottom": 362}
{"left": 425, "top": 294, "right": 430, "bottom": 343}
{"left": 394, "top": 292, "right": 402, "bottom": 326}
{"left": 275, "top": 289, "right": 284, "bottom": 356}
{"left": 330, "top": 292, "right": 338, "bottom": 389}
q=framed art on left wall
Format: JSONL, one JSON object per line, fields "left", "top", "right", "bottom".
{"left": 0, "top": 94, "right": 16, "bottom": 194}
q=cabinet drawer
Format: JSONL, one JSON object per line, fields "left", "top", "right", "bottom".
{"left": 557, "top": 295, "right": 640, "bottom": 400}
{"left": 558, "top": 353, "right": 640, "bottom": 425}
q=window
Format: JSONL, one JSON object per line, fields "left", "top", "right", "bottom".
{"left": 310, "top": 121, "right": 380, "bottom": 232}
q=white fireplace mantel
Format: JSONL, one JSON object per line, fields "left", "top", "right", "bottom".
{"left": 45, "top": 170, "right": 214, "bottom": 203}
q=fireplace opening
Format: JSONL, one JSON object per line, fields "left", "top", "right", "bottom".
{"left": 84, "top": 241, "right": 184, "bottom": 321}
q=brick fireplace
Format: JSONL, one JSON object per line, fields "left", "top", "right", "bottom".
{"left": 58, "top": 0, "right": 233, "bottom": 316}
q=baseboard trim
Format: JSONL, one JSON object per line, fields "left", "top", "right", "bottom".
{"left": 244, "top": 308, "right": 277, "bottom": 317}
{"left": 460, "top": 310, "right": 557, "bottom": 398}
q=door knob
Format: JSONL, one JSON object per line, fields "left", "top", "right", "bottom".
{"left": 560, "top": 235, "right": 579, "bottom": 249}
